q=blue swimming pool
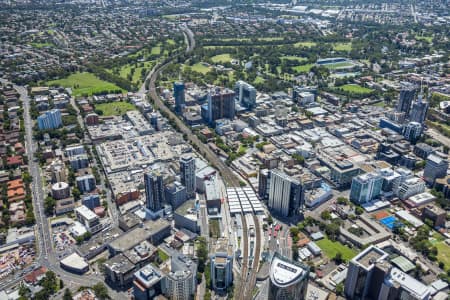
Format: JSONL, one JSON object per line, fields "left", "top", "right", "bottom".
{"left": 380, "top": 215, "right": 401, "bottom": 230}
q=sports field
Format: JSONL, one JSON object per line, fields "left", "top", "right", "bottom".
{"left": 48, "top": 72, "right": 124, "bottom": 96}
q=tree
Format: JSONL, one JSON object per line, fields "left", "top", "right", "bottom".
{"left": 196, "top": 237, "right": 208, "bottom": 273}
{"left": 18, "top": 284, "right": 31, "bottom": 300}
{"left": 44, "top": 196, "right": 56, "bottom": 215}
{"left": 325, "top": 221, "right": 340, "bottom": 241}
{"left": 355, "top": 206, "right": 364, "bottom": 215}
{"left": 292, "top": 244, "right": 299, "bottom": 261}
{"left": 292, "top": 153, "right": 305, "bottom": 165}
{"left": 290, "top": 227, "right": 299, "bottom": 237}
{"left": 321, "top": 210, "right": 332, "bottom": 220}
{"left": 25, "top": 210, "right": 35, "bottom": 225}
{"left": 336, "top": 197, "right": 349, "bottom": 205}
{"left": 72, "top": 187, "right": 81, "bottom": 200}
{"left": 63, "top": 288, "right": 73, "bottom": 300}
{"left": 92, "top": 283, "right": 110, "bottom": 300}
{"left": 335, "top": 283, "right": 344, "bottom": 296}
{"left": 333, "top": 252, "right": 344, "bottom": 264}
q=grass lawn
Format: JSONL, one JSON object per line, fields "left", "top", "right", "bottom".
{"left": 151, "top": 46, "right": 161, "bottom": 55}
{"left": 325, "top": 62, "right": 355, "bottom": 69}
{"left": 211, "top": 53, "right": 233, "bottom": 63}
{"left": 415, "top": 35, "right": 433, "bottom": 43}
{"left": 166, "top": 39, "right": 176, "bottom": 45}
{"left": 94, "top": 101, "right": 136, "bottom": 116}
{"left": 281, "top": 56, "right": 308, "bottom": 62}
{"left": 31, "top": 42, "right": 54, "bottom": 48}
{"left": 112, "top": 61, "right": 154, "bottom": 85}
{"left": 253, "top": 76, "right": 265, "bottom": 84}
{"left": 292, "top": 64, "right": 314, "bottom": 73}
{"left": 208, "top": 37, "right": 284, "bottom": 43}
{"left": 47, "top": 72, "right": 124, "bottom": 96}
{"left": 435, "top": 241, "right": 450, "bottom": 271}
{"left": 258, "top": 37, "right": 284, "bottom": 41}
{"left": 373, "top": 101, "right": 386, "bottom": 107}
{"left": 316, "top": 237, "right": 357, "bottom": 262}
{"left": 338, "top": 84, "right": 373, "bottom": 94}
{"left": 157, "top": 248, "right": 170, "bottom": 262}
{"left": 238, "top": 145, "right": 248, "bottom": 156}
{"left": 294, "top": 41, "right": 317, "bottom": 48}
{"left": 189, "top": 63, "right": 211, "bottom": 74}
{"left": 333, "top": 42, "right": 352, "bottom": 51}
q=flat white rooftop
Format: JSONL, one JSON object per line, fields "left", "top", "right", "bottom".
{"left": 270, "top": 255, "right": 306, "bottom": 287}
{"left": 386, "top": 267, "right": 431, "bottom": 299}
{"left": 75, "top": 205, "right": 98, "bottom": 221}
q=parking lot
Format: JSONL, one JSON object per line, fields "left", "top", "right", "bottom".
{"left": 51, "top": 225, "right": 76, "bottom": 259}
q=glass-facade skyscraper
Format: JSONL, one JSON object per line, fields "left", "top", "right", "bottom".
{"left": 173, "top": 81, "right": 185, "bottom": 115}
{"left": 350, "top": 172, "right": 383, "bottom": 204}
{"left": 144, "top": 171, "right": 165, "bottom": 212}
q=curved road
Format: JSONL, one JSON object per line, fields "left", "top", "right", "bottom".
{"left": 143, "top": 25, "right": 240, "bottom": 187}
{"left": 142, "top": 25, "right": 261, "bottom": 299}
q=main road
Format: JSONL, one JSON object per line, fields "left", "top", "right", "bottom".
{"left": 0, "top": 81, "right": 122, "bottom": 298}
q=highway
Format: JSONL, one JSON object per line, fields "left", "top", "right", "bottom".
{"left": 142, "top": 25, "right": 241, "bottom": 187}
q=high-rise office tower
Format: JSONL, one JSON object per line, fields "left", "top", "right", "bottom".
{"left": 173, "top": 82, "right": 185, "bottom": 115}
{"left": 349, "top": 172, "right": 383, "bottom": 204}
{"left": 207, "top": 88, "right": 236, "bottom": 125}
{"left": 37, "top": 109, "right": 62, "bottom": 130}
{"left": 180, "top": 154, "right": 196, "bottom": 199}
{"left": 268, "top": 169, "right": 303, "bottom": 217}
{"left": 161, "top": 252, "right": 197, "bottom": 300}
{"left": 258, "top": 169, "right": 270, "bottom": 199}
{"left": 268, "top": 252, "right": 309, "bottom": 300}
{"left": 403, "top": 121, "right": 422, "bottom": 143}
{"left": 344, "top": 245, "right": 389, "bottom": 299}
{"left": 234, "top": 80, "right": 256, "bottom": 110}
{"left": 396, "top": 83, "right": 417, "bottom": 115}
{"left": 144, "top": 171, "right": 165, "bottom": 212}
{"left": 409, "top": 92, "right": 429, "bottom": 124}
{"left": 423, "top": 152, "right": 449, "bottom": 185}
{"left": 210, "top": 238, "right": 233, "bottom": 291}
{"left": 345, "top": 245, "right": 432, "bottom": 300}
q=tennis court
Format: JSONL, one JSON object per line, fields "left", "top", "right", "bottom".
{"left": 380, "top": 215, "right": 401, "bottom": 230}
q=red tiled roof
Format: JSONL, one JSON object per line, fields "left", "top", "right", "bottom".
{"left": 24, "top": 266, "right": 47, "bottom": 284}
